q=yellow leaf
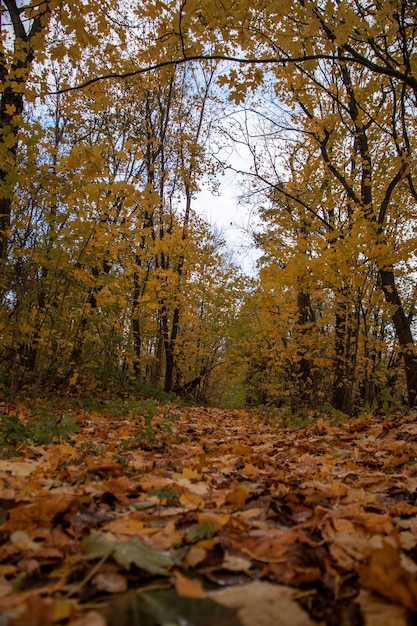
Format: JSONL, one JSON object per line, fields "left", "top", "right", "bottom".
{"left": 195, "top": 538, "right": 217, "bottom": 550}
{"left": 104, "top": 517, "right": 145, "bottom": 536}
{"left": 69, "top": 372, "right": 79, "bottom": 386}
{"left": 179, "top": 492, "right": 205, "bottom": 510}
{"left": 225, "top": 483, "right": 250, "bottom": 509}
{"left": 197, "top": 512, "right": 231, "bottom": 529}
{"left": 52, "top": 597, "right": 75, "bottom": 622}
{"left": 182, "top": 467, "right": 201, "bottom": 480}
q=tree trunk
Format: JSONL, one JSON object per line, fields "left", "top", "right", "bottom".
{"left": 379, "top": 266, "right": 417, "bottom": 406}
{"left": 0, "top": 1, "right": 46, "bottom": 262}
{"left": 295, "top": 290, "right": 315, "bottom": 407}
{"left": 332, "top": 302, "right": 349, "bottom": 413}
{"left": 163, "top": 306, "right": 180, "bottom": 393}
{"left": 132, "top": 268, "right": 142, "bottom": 378}
{"left": 0, "top": 89, "right": 23, "bottom": 261}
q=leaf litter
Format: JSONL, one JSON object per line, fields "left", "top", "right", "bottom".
{"left": 0, "top": 403, "right": 417, "bottom": 625}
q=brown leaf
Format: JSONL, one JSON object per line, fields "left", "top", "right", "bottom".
{"left": 16, "top": 558, "right": 40, "bottom": 575}
{"left": 1, "top": 495, "right": 75, "bottom": 532}
{"left": 358, "top": 540, "right": 417, "bottom": 611}
{"left": 356, "top": 590, "right": 408, "bottom": 626}
{"left": 103, "top": 476, "right": 132, "bottom": 503}
{"left": 93, "top": 572, "right": 128, "bottom": 593}
{"left": 207, "top": 580, "right": 317, "bottom": 626}
{"left": 70, "top": 611, "right": 107, "bottom": 626}
{"left": 9, "top": 594, "right": 54, "bottom": 626}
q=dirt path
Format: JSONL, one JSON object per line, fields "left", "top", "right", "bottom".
{"left": 0, "top": 403, "right": 416, "bottom": 625}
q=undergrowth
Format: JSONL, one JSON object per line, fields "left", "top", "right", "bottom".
{"left": 0, "top": 409, "right": 79, "bottom": 456}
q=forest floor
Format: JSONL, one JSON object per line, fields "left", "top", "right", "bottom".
{"left": 1, "top": 398, "right": 417, "bottom": 626}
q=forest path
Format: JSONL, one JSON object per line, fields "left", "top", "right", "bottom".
{"left": 0, "top": 402, "right": 416, "bottom": 625}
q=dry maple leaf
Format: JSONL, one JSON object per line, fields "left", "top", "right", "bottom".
{"left": 358, "top": 540, "right": 417, "bottom": 611}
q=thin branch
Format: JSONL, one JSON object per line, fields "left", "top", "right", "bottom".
{"left": 53, "top": 50, "right": 417, "bottom": 95}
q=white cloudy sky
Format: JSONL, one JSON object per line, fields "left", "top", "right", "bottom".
{"left": 194, "top": 170, "right": 261, "bottom": 275}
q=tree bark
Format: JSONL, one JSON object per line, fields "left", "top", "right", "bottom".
{"left": 379, "top": 266, "right": 417, "bottom": 406}
{"left": 295, "top": 290, "right": 315, "bottom": 407}
{"left": 0, "top": 0, "right": 46, "bottom": 262}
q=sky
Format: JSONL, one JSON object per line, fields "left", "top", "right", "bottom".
{"left": 194, "top": 170, "right": 261, "bottom": 276}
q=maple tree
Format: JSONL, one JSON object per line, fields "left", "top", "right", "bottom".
{"left": 6, "top": 0, "right": 263, "bottom": 401}
{"left": 0, "top": 0, "right": 124, "bottom": 263}
{"left": 1, "top": 0, "right": 416, "bottom": 407}
{"left": 200, "top": 0, "right": 417, "bottom": 411}
{"left": 1, "top": 60, "right": 240, "bottom": 396}
{"left": 222, "top": 74, "right": 415, "bottom": 412}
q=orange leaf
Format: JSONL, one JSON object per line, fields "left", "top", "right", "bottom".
{"left": 185, "top": 546, "right": 208, "bottom": 567}
{"left": 358, "top": 541, "right": 417, "bottom": 611}
{"left": 242, "top": 463, "right": 260, "bottom": 479}
{"left": 174, "top": 570, "right": 205, "bottom": 598}
{"left": 1, "top": 495, "right": 74, "bottom": 531}
{"left": 5, "top": 104, "right": 16, "bottom": 116}
{"left": 231, "top": 444, "right": 252, "bottom": 455}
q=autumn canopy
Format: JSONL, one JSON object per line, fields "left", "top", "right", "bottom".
{"left": 0, "top": 0, "right": 415, "bottom": 413}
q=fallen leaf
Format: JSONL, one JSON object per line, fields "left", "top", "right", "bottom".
{"left": 181, "top": 467, "right": 201, "bottom": 480}
{"left": 0, "top": 579, "right": 13, "bottom": 598}
{"left": 184, "top": 545, "right": 208, "bottom": 567}
{"left": 357, "top": 590, "right": 408, "bottom": 626}
{"left": 0, "top": 460, "right": 39, "bottom": 477}
{"left": 231, "top": 444, "right": 252, "bottom": 455}
{"left": 198, "top": 512, "right": 231, "bottom": 529}
{"left": 222, "top": 552, "right": 252, "bottom": 572}
{"left": 51, "top": 597, "right": 75, "bottom": 622}
{"left": 174, "top": 570, "right": 205, "bottom": 598}
{"left": 93, "top": 572, "right": 128, "bottom": 593}
{"left": 207, "top": 580, "right": 317, "bottom": 626}
{"left": 82, "top": 533, "right": 185, "bottom": 575}
{"left": 179, "top": 492, "right": 205, "bottom": 509}
{"left": 2, "top": 495, "right": 74, "bottom": 531}
{"left": 104, "top": 517, "right": 145, "bottom": 535}
{"left": 9, "top": 593, "right": 54, "bottom": 626}
{"left": 11, "top": 531, "right": 40, "bottom": 551}
{"left": 358, "top": 540, "right": 417, "bottom": 610}
{"left": 225, "top": 483, "right": 249, "bottom": 509}
{"left": 70, "top": 611, "right": 107, "bottom": 626}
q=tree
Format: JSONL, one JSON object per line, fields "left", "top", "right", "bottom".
{"left": 0, "top": 33, "right": 241, "bottom": 398}
{"left": 2, "top": 0, "right": 417, "bottom": 411}
{"left": 202, "top": 2, "right": 417, "bottom": 409}
{"left": 0, "top": 0, "right": 122, "bottom": 266}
